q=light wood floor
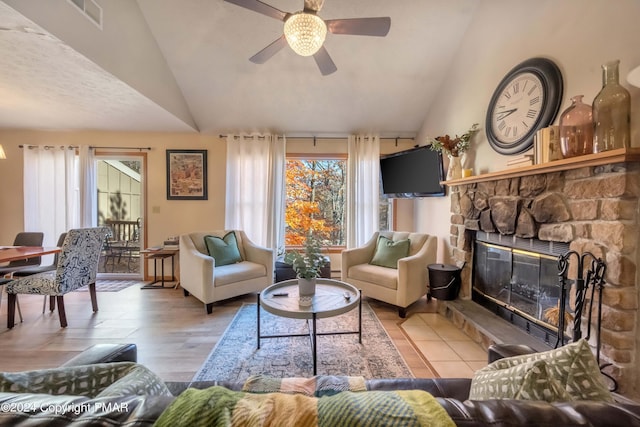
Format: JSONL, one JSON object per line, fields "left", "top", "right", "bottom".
{"left": 0, "top": 283, "right": 484, "bottom": 381}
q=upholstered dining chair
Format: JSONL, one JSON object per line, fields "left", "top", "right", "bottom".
{"left": 0, "top": 278, "right": 22, "bottom": 323}
{"left": 12, "top": 233, "right": 67, "bottom": 278}
{"left": 0, "top": 232, "right": 44, "bottom": 322}
{"left": 6, "top": 227, "right": 108, "bottom": 329}
{"left": 12, "top": 233, "right": 67, "bottom": 314}
{"left": 0, "top": 232, "right": 44, "bottom": 277}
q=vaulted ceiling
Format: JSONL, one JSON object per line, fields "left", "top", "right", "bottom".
{"left": 0, "top": 0, "right": 478, "bottom": 137}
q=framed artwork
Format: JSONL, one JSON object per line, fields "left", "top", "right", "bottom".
{"left": 166, "top": 149, "right": 208, "bottom": 200}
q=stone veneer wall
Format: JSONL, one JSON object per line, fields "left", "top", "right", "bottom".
{"left": 448, "top": 162, "right": 640, "bottom": 396}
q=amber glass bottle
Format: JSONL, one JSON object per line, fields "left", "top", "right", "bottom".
{"left": 559, "top": 95, "right": 593, "bottom": 158}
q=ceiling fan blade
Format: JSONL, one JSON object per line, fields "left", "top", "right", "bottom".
{"left": 304, "top": 0, "right": 325, "bottom": 13}
{"left": 313, "top": 46, "right": 337, "bottom": 76}
{"left": 326, "top": 17, "right": 391, "bottom": 36}
{"left": 224, "top": 0, "right": 287, "bottom": 21}
{"left": 249, "top": 35, "right": 287, "bottom": 64}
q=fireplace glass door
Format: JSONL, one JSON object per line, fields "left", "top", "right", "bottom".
{"left": 474, "top": 241, "right": 561, "bottom": 330}
{"left": 474, "top": 242, "right": 511, "bottom": 300}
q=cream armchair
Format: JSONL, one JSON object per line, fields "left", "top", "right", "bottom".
{"left": 341, "top": 231, "right": 437, "bottom": 317}
{"left": 180, "top": 230, "right": 273, "bottom": 314}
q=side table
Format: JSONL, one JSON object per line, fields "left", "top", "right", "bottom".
{"left": 140, "top": 248, "right": 179, "bottom": 289}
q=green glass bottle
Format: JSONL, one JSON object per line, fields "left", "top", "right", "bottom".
{"left": 592, "top": 60, "right": 631, "bottom": 152}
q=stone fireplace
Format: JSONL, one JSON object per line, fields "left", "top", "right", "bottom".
{"left": 445, "top": 149, "right": 640, "bottom": 397}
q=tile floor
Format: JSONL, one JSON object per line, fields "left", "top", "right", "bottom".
{"left": 400, "top": 312, "right": 488, "bottom": 378}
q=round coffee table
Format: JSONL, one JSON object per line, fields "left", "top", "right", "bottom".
{"left": 258, "top": 278, "right": 362, "bottom": 375}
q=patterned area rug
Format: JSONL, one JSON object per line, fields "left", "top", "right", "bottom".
{"left": 193, "top": 303, "right": 413, "bottom": 382}
{"left": 76, "top": 280, "right": 142, "bottom": 292}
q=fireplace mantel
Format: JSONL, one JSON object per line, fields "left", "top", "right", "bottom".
{"left": 443, "top": 147, "right": 640, "bottom": 186}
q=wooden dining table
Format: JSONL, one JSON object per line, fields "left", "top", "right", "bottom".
{"left": 0, "top": 246, "right": 61, "bottom": 264}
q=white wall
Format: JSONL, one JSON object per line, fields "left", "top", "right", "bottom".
{"left": 0, "top": 131, "right": 226, "bottom": 250}
{"left": 414, "top": 0, "right": 640, "bottom": 264}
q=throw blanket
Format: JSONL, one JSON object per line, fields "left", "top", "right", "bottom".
{"left": 155, "top": 386, "right": 455, "bottom": 427}
{"left": 242, "top": 375, "right": 367, "bottom": 397}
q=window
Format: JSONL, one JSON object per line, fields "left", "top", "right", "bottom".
{"left": 379, "top": 189, "right": 393, "bottom": 232}
{"left": 285, "top": 156, "right": 346, "bottom": 247}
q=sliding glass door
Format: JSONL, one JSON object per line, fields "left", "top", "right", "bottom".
{"left": 95, "top": 154, "right": 145, "bottom": 279}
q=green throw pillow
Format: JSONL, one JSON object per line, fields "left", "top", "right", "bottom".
{"left": 470, "top": 339, "right": 613, "bottom": 402}
{"left": 370, "top": 236, "right": 410, "bottom": 269}
{"left": 469, "top": 359, "right": 572, "bottom": 402}
{"left": 204, "top": 232, "right": 242, "bottom": 266}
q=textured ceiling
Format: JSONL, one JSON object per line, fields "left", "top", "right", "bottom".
{"left": 0, "top": 1, "right": 193, "bottom": 132}
{"left": 0, "top": 0, "right": 478, "bottom": 136}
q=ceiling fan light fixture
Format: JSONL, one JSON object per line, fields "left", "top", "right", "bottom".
{"left": 284, "top": 12, "right": 326, "bottom": 56}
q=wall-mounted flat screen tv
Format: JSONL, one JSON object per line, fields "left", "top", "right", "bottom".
{"left": 380, "top": 145, "right": 446, "bottom": 198}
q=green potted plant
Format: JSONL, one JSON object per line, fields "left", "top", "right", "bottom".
{"left": 284, "top": 234, "right": 327, "bottom": 296}
{"left": 429, "top": 123, "right": 479, "bottom": 180}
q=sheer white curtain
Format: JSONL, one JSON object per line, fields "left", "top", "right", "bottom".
{"left": 23, "top": 145, "right": 80, "bottom": 248}
{"left": 78, "top": 145, "right": 97, "bottom": 227}
{"left": 225, "top": 133, "right": 286, "bottom": 253}
{"left": 346, "top": 134, "right": 380, "bottom": 248}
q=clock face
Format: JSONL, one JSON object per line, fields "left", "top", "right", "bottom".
{"left": 485, "top": 58, "right": 563, "bottom": 155}
{"left": 490, "top": 72, "right": 544, "bottom": 144}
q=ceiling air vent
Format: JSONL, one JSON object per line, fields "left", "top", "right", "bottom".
{"left": 67, "top": 0, "right": 102, "bottom": 29}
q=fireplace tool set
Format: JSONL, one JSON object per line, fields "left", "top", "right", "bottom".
{"left": 556, "top": 250, "right": 617, "bottom": 391}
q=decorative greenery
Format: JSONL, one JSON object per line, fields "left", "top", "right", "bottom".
{"left": 284, "top": 234, "right": 327, "bottom": 279}
{"left": 429, "top": 123, "right": 480, "bottom": 157}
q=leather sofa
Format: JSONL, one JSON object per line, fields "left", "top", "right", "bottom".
{"left": 1, "top": 344, "right": 640, "bottom": 426}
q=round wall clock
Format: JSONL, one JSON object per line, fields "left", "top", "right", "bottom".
{"left": 485, "top": 57, "right": 563, "bottom": 155}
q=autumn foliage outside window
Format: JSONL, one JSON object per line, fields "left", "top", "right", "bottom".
{"left": 285, "top": 158, "right": 346, "bottom": 246}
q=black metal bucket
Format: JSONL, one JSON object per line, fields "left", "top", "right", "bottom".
{"left": 428, "top": 264, "right": 461, "bottom": 300}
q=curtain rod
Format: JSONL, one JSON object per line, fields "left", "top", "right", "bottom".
{"left": 219, "top": 135, "right": 415, "bottom": 147}
{"left": 19, "top": 145, "right": 151, "bottom": 151}
{"left": 19, "top": 145, "right": 78, "bottom": 149}
{"left": 218, "top": 135, "right": 415, "bottom": 141}
{"left": 89, "top": 146, "right": 151, "bottom": 151}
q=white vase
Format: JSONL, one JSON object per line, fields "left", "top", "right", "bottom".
{"left": 298, "top": 277, "right": 317, "bottom": 296}
{"left": 447, "top": 155, "right": 462, "bottom": 180}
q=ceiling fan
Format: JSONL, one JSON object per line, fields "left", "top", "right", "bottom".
{"left": 224, "top": 0, "right": 391, "bottom": 75}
